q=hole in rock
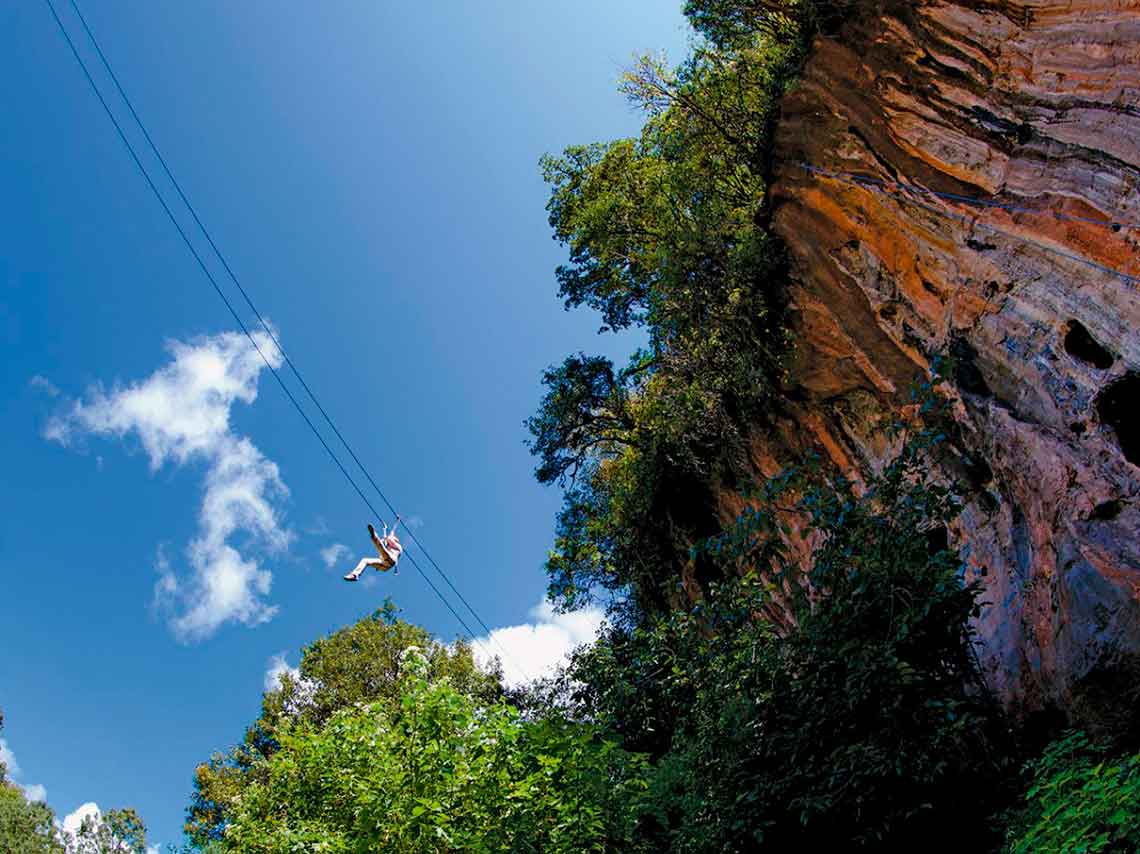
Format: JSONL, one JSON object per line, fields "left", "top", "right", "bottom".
{"left": 1064, "top": 320, "right": 1115, "bottom": 369}
{"left": 1090, "top": 500, "right": 1123, "bottom": 522}
{"left": 966, "top": 237, "right": 998, "bottom": 252}
{"left": 950, "top": 338, "right": 992, "bottom": 397}
{"left": 1096, "top": 372, "right": 1140, "bottom": 466}
{"left": 924, "top": 526, "right": 950, "bottom": 555}
{"left": 963, "top": 454, "right": 993, "bottom": 489}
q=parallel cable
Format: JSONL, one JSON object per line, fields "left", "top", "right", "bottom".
{"left": 61, "top": 0, "right": 527, "bottom": 680}
{"left": 43, "top": 0, "right": 519, "bottom": 672}
{"left": 800, "top": 162, "right": 1140, "bottom": 287}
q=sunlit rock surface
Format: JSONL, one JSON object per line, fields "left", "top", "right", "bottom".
{"left": 764, "top": 0, "right": 1140, "bottom": 719}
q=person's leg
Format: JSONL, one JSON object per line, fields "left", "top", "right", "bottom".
{"left": 344, "top": 558, "right": 380, "bottom": 581}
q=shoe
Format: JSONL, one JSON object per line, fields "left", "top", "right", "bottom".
{"left": 368, "top": 523, "right": 377, "bottom": 537}
{"left": 343, "top": 573, "right": 358, "bottom": 582}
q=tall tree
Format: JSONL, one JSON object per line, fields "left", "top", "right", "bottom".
{"left": 186, "top": 604, "right": 503, "bottom": 845}
{"left": 63, "top": 809, "right": 148, "bottom": 854}
{"left": 0, "top": 712, "right": 64, "bottom": 854}
{"left": 531, "top": 25, "right": 806, "bottom": 615}
{"left": 222, "top": 647, "right": 649, "bottom": 853}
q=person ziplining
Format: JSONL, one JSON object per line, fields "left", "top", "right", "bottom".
{"left": 343, "top": 518, "right": 403, "bottom": 581}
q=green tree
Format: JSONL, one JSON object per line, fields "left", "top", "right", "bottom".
{"left": 683, "top": 0, "right": 858, "bottom": 47}
{"left": 0, "top": 711, "right": 64, "bottom": 854}
{"left": 527, "top": 397, "right": 1013, "bottom": 850}
{"left": 0, "top": 785, "right": 63, "bottom": 854}
{"left": 222, "top": 647, "right": 649, "bottom": 853}
{"left": 63, "top": 809, "right": 148, "bottom": 854}
{"left": 186, "top": 604, "right": 503, "bottom": 845}
{"left": 531, "top": 21, "right": 808, "bottom": 616}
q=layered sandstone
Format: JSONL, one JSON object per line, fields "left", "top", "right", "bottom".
{"left": 764, "top": 0, "right": 1140, "bottom": 718}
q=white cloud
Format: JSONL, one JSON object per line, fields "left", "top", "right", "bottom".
{"left": 264, "top": 652, "right": 301, "bottom": 692}
{"left": 263, "top": 652, "right": 319, "bottom": 717}
{"left": 54, "top": 803, "right": 161, "bottom": 852}
{"left": 29, "top": 374, "right": 61, "bottom": 397}
{"left": 320, "top": 542, "right": 351, "bottom": 569}
{"left": 47, "top": 330, "right": 292, "bottom": 642}
{"left": 472, "top": 599, "right": 605, "bottom": 688}
{"left": 0, "top": 737, "right": 48, "bottom": 802}
{"left": 0, "top": 738, "right": 18, "bottom": 776}
{"left": 60, "top": 801, "right": 101, "bottom": 839}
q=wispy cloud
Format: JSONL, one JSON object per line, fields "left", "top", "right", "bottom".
{"left": 0, "top": 737, "right": 48, "bottom": 802}
{"left": 320, "top": 542, "right": 351, "bottom": 570}
{"left": 472, "top": 599, "right": 605, "bottom": 688}
{"left": 304, "top": 516, "right": 331, "bottom": 536}
{"left": 46, "top": 330, "right": 292, "bottom": 642}
{"left": 29, "top": 374, "right": 60, "bottom": 397}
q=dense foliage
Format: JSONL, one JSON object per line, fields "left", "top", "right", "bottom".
{"left": 0, "top": 785, "right": 62, "bottom": 854}
{"left": 64, "top": 809, "right": 149, "bottom": 854}
{"left": 1, "top": 711, "right": 61, "bottom": 854}
{"left": 222, "top": 648, "right": 648, "bottom": 853}
{"left": 524, "top": 404, "right": 1014, "bottom": 850}
{"left": 528, "top": 7, "right": 806, "bottom": 616}
{"left": 186, "top": 604, "right": 501, "bottom": 845}
{"left": 1004, "top": 731, "right": 1140, "bottom": 854}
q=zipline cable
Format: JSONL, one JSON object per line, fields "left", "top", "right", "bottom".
{"left": 60, "top": 0, "right": 530, "bottom": 681}
{"left": 43, "top": 0, "right": 524, "bottom": 677}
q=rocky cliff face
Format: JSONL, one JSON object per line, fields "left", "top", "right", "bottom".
{"left": 763, "top": 0, "right": 1140, "bottom": 720}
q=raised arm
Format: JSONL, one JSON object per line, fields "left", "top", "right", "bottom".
{"left": 369, "top": 523, "right": 384, "bottom": 550}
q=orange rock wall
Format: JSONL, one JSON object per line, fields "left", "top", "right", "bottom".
{"left": 766, "top": 0, "right": 1140, "bottom": 714}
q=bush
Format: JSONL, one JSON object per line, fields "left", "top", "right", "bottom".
{"left": 1006, "top": 732, "right": 1140, "bottom": 854}
{"left": 186, "top": 604, "right": 502, "bottom": 845}
{"left": 530, "top": 402, "right": 1015, "bottom": 850}
{"left": 223, "top": 648, "right": 649, "bottom": 853}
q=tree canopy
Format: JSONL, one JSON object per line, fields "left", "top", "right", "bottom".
{"left": 528, "top": 11, "right": 808, "bottom": 617}
{"left": 185, "top": 603, "right": 503, "bottom": 845}
{"left": 221, "top": 648, "right": 649, "bottom": 853}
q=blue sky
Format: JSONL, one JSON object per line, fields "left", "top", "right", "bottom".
{"left": 0, "top": 1, "right": 688, "bottom": 846}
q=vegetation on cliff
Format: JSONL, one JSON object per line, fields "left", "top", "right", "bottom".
{"left": 528, "top": 26, "right": 802, "bottom": 616}
{"left": 1005, "top": 731, "right": 1140, "bottom": 854}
